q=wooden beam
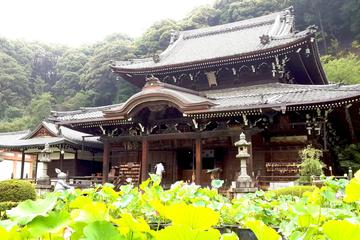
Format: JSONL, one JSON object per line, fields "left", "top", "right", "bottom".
{"left": 295, "top": 50, "right": 314, "bottom": 84}
{"left": 108, "top": 129, "right": 244, "bottom": 143}
{"left": 195, "top": 138, "right": 202, "bottom": 185}
{"left": 141, "top": 139, "right": 149, "bottom": 182}
{"left": 20, "top": 150, "right": 25, "bottom": 179}
{"left": 102, "top": 141, "right": 110, "bottom": 184}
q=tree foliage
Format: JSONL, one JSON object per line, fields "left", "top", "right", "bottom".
{"left": 81, "top": 34, "right": 137, "bottom": 106}
{"left": 337, "top": 143, "right": 360, "bottom": 172}
{"left": 299, "top": 145, "right": 325, "bottom": 182}
{"left": 0, "top": 0, "right": 359, "bottom": 132}
{"left": 322, "top": 53, "right": 360, "bottom": 84}
{"left": 135, "top": 19, "right": 179, "bottom": 57}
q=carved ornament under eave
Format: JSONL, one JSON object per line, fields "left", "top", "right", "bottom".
{"left": 144, "top": 75, "right": 163, "bottom": 88}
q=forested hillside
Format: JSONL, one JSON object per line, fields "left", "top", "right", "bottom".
{"left": 1, "top": 0, "right": 359, "bottom": 132}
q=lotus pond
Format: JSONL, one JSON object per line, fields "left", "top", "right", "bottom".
{"left": 1, "top": 171, "right": 360, "bottom": 240}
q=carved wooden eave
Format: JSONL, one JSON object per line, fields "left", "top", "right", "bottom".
{"left": 52, "top": 83, "right": 360, "bottom": 128}
{"left": 103, "top": 77, "right": 216, "bottom": 119}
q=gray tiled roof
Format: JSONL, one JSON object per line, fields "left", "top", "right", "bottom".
{"left": 113, "top": 8, "right": 306, "bottom": 71}
{"left": 0, "top": 137, "right": 66, "bottom": 148}
{"left": 0, "top": 130, "right": 30, "bottom": 142}
{"left": 51, "top": 83, "right": 360, "bottom": 122}
{"left": 205, "top": 83, "right": 360, "bottom": 111}
{"left": 0, "top": 122, "right": 101, "bottom": 149}
{"left": 51, "top": 104, "right": 123, "bottom": 121}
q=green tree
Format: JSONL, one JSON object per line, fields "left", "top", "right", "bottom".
{"left": 214, "top": 0, "right": 288, "bottom": 24}
{"left": 113, "top": 79, "right": 139, "bottom": 104}
{"left": 0, "top": 52, "right": 31, "bottom": 119}
{"left": 0, "top": 116, "right": 30, "bottom": 132}
{"left": 3, "top": 106, "right": 23, "bottom": 120}
{"left": 336, "top": 0, "right": 360, "bottom": 40}
{"left": 61, "top": 91, "right": 92, "bottom": 110}
{"left": 135, "top": 19, "right": 179, "bottom": 56}
{"left": 52, "top": 48, "right": 90, "bottom": 100}
{"left": 299, "top": 145, "right": 325, "bottom": 183}
{"left": 180, "top": 6, "right": 220, "bottom": 30}
{"left": 27, "top": 93, "right": 55, "bottom": 128}
{"left": 322, "top": 54, "right": 360, "bottom": 84}
{"left": 337, "top": 143, "right": 360, "bottom": 173}
{"left": 81, "top": 34, "right": 136, "bottom": 106}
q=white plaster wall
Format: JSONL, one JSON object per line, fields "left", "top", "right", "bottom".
{"left": 0, "top": 160, "right": 14, "bottom": 180}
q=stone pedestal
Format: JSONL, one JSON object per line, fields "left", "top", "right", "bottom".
{"left": 36, "top": 162, "right": 51, "bottom": 185}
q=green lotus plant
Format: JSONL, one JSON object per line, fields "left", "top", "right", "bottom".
{"left": 0, "top": 171, "right": 358, "bottom": 239}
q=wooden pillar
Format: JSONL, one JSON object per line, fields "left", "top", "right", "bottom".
{"left": 74, "top": 150, "right": 78, "bottom": 176}
{"left": 141, "top": 139, "right": 149, "bottom": 182}
{"left": 345, "top": 105, "right": 357, "bottom": 143}
{"left": 195, "top": 138, "right": 202, "bottom": 185}
{"left": 34, "top": 154, "right": 39, "bottom": 179}
{"left": 12, "top": 160, "right": 17, "bottom": 178}
{"left": 102, "top": 141, "right": 110, "bottom": 184}
{"left": 173, "top": 139, "right": 177, "bottom": 182}
{"left": 248, "top": 138, "right": 254, "bottom": 178}
{"left": 20, "top": 150, "right": 25, "bottom": 179}
{"left": 59, "top": 147, "right": 64, "bottom": 170}
{"left": 91, "top": 152, "right": 95, "bottom": 174}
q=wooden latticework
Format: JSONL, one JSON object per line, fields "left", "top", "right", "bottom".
{"left": 113, "top": 162, "right": 141, "bottom": 189}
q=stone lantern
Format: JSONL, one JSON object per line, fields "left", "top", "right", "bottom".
{"left": 38, "top": 143, "right": 52, "bottom": 179}
{"left": 234, "top": 133, "right": 251, "bottom": 183}
{"left": 232, "top": 132, "right": 256, "bottom": 194}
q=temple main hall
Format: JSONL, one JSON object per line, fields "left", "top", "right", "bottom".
{"left": 3, "top": 8, "right": 359, "bottom": 188}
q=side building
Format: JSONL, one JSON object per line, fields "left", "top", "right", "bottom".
{"left": 51, "top": 8, "right": 360, "bottom": 187}
{"left": 0, "top": 121, "right": 103, "bottom": 180}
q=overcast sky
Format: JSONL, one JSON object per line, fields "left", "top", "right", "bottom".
{"left": 0, "top": 0, "right": 214, "bottom": 46}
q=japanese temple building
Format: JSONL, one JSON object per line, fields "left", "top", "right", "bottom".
{"left": 0, "top": 121, "right": 102, "bottom": 179}
{"left": 49, "top": 8, "right": 360, "bottom": 187}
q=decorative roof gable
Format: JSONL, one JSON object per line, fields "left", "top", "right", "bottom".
{"left": 103, "top": 76, "right": 216, "bottom": 118}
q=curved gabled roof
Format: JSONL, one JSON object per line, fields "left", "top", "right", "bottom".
{"left": 0, "top": 121, "right": 101, "bottom": 149}
{"left": 103, "top": 77, "right": 216, "bottom": 118}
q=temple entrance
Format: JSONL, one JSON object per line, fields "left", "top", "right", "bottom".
{"left": 176, "top": 148, "right": 195, "bottom": 183}
{"left": 147, "top": 140, "right": 194, "bottom": 186}
{"left": 146, "top": 139, "right": 229, "bottom": 187}
{"left": 176, "top": 144, "right": 226, "bottom": 185}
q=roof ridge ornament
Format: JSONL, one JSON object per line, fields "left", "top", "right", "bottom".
{"left": 307, "top": 25, "right": 318, "bottom": 34}
{"left": 260, "top": 34, "right": 270, "bottom": 45}
{"left": 144, "top": 75, "right": 162, "bottom": 88}
{"left": 286, "top": 6, "right": 294, "bottom": 16}
{"left": 170, "top": 29, "right": 179, "bottom": 44}
{"left": 152, "top": 54, "right": 160, "bottom": 63}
